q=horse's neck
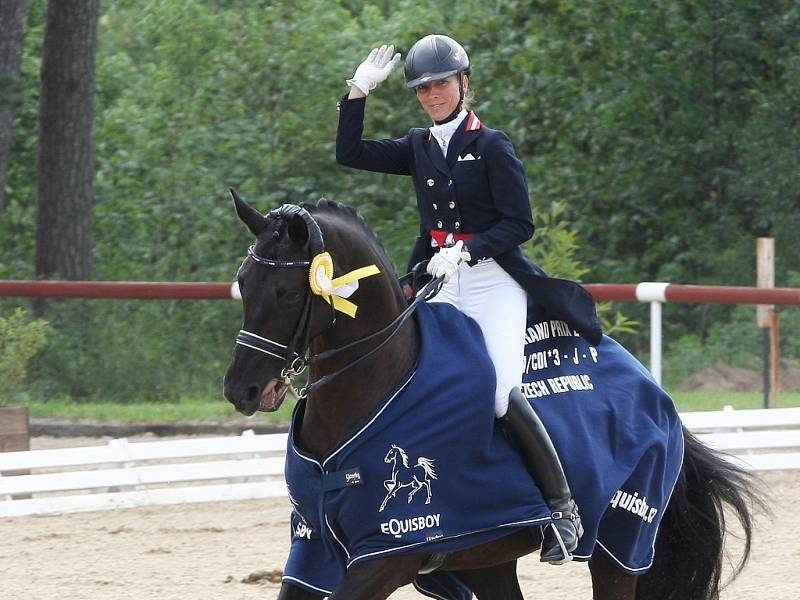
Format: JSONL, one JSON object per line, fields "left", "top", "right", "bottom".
{"left": 295, "top": 281, "right": 419, "bottom": 459}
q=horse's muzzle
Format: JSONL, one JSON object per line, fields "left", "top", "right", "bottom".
{"left": 223, "top": 379, "right": 260, "bottom": 416}
{"left": 223, "top": 370, "right": 288, "bottom": 416}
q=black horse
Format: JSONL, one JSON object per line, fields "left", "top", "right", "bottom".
{"left": 223, "top": 191, "right": 761, "bottom": 600}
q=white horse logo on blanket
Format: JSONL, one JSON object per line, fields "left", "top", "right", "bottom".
{"left": 379, "top": 445, "right": 438, "bottom": 512}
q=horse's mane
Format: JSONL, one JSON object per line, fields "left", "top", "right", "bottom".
{"left": 391, "top": 444, "right": 410, "bottom": 468}
{"left": 302, "top": 198, "right": 401, "bottom": 281}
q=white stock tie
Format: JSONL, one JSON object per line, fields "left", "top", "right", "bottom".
{"left": 429, "top": 110, "right": 468, "bottom": 156}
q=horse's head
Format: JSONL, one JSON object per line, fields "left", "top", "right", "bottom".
{"left": 384, "top": 445, "right": 409, "bottom": 466}
{"left": 223, "top": 190, "right": 337, "bottom": 415}
{"left": 222, "top": 190, "right": 407, "bottom": 417}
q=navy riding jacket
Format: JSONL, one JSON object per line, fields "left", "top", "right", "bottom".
{"left": 335, "top": 95, "right": 602, "bottom": 345}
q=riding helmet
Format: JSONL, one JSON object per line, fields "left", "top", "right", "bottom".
{"left": 404, "top": 34, "right": 470, "bottom": 88}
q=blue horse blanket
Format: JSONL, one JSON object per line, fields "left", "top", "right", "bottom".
{"left": 281, "top": 301, "right": 683, "bottom": 598}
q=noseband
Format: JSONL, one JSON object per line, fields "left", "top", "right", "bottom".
{"left": 234, "top": 204, "right": 443, "bottom": 399}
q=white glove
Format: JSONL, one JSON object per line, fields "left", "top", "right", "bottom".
{"left": 426, "top": 240, "right": 471, "bottom": 283}
{"left": 347, "top": 44, "right": 401, "bottom": 95}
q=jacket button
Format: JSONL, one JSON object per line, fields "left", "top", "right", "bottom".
{"left": 454, "top": 221, "right": 461, "bottom": 230}
{"left": 449, "top": 201, "right": 455, "bottom": 209}
{"left": 448, "top": 179, "right": 453, "bottom": 186}
{"left": 426, "top": 179, "right": 434, "bottom": 187}
{"left": 436, "top": 221, "right": 443, "bottom": 228}
{"left": 432, "top": 203, "right": 437, "bottom": 210}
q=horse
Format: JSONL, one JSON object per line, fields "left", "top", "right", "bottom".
{"left": 222, "top": 190, "right": 762, "bottom": 600}
{"left": 380, "top": 444, "right": 437, "bottom": 512}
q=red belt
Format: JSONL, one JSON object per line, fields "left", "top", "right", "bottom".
{"left": 429, "top": 230, "right": 474, "bottom": 248}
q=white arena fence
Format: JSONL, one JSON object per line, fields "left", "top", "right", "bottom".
{"left": 1, "top": 406, "right": 799, "bottom": 519}
{"left": 0, "top": 430, "right": 287, "bottom": 518}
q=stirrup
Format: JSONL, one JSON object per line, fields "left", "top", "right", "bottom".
{"left": 540, "top": 522, "right": 574, "bottom": 565}
{"left": 540, "top": 506, "right": 582, "bottom": 565}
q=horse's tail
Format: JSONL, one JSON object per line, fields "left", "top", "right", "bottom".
{"left": 635, "top": 428, "right": 765, "bottom": 600}
{"left": 416, "top": 457, "right": 438, "bottom": 480}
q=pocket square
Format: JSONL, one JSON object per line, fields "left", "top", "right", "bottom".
{"left": 457, "top": 153, "right": 478, "bottom": 161}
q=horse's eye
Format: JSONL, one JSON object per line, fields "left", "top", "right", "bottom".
{"left": 285, "top": 290, "right": 302, "bottom": 304}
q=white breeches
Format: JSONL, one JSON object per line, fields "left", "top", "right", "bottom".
{"left": 429, "top": 258, "right": 527, "bottom": 418}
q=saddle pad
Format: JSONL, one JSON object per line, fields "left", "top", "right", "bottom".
{"left": 521, "top": 302, "right": 684, "bottom": 570}
{"left": 281, "top": 301, "right": 683, "bottom": 597}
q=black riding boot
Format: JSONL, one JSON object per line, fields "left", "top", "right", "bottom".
{"left": 498, "top": 387, "right": 584, "bottom": 564}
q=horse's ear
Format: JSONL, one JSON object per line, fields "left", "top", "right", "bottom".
{"left": 230, "top": 188, "right": 267, "bottom": 236}
{"left": 286, "top": 213, "right": 310, "bottom": 247}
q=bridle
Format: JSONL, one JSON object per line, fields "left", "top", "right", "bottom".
{"left": 234, "top": 204, "right": 442, "bottom": 399}
{"left": 234, "top": 204, "right": 330, "bottom": 395}
{"left": 234, "top": 243, "right": 321, "bottom": 391}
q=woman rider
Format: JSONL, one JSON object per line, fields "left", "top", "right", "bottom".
{"left": 336, "top": 34, "right": 601, "bottom": 564}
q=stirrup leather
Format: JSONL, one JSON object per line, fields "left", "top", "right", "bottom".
{"left": 550, "top": 509, "right": 578, "bottom": 522}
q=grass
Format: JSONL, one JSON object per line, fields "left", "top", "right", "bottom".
{"left": 20, "top": 389, "right": 800, "bottom": 424}
{"left": 24, "top": 394, "right": 297, "bottom": 425}
{"left": 666, "top": 389, "right": 800, "bottom": 412}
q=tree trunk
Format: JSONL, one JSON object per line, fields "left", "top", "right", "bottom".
{"left": 0, "top": 0, "right": 27, "bottom": 213}
{"left": 35, "top": 0, "right": 99, "bottom": 281}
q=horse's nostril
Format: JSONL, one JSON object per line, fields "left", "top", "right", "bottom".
{"left": 246, "top": 385, "right": 261, "bottom": 406}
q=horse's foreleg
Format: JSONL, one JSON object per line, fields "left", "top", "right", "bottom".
{"left": 328, "top": 555, "right": 424, "bottom": 600}
{"left": 379, "top": 486, "right": 401, "bottom": 512}
{"left": 379, "top": 491, "right": 393, "bottom": 512}
{"left": 380, "top": 482, "right": 411, "bottom": 512}
{"left": 588, "top": 549, "right": 638, "bottom": 600}
{"left": 276, "top": 581, "right": 324, "bottom": 600}
{"left": 455, "top": 561, "right": 524, "bottom": 600}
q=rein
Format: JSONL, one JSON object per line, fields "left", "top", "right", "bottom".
{"left": 300, "top": 274, "right": 442, "bottom": 397}
{"left": 235, "top": 206, "right": 442, "bottom": 399}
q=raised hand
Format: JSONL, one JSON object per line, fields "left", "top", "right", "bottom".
{"left": 346, "top": 44, "right": 401, "bottom": 96}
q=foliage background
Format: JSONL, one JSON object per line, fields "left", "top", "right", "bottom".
{"left": 1, "top": 0, "right": 799, "bottom": 403}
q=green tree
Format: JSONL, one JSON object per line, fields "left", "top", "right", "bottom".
{"left": 0, "top": 308, "right": 48, "bottom": 405}
{"left": 2, "top": 0, "right": 798, "bottom": 402}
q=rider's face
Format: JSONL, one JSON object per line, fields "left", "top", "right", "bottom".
{"left": 416, "top": 75, "right": 467, "bottom": 122}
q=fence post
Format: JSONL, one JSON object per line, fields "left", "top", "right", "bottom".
{"left": 757, "top": 238, "right": 779, "bottom": 407}
{"left": 650, "top": 301, "right": 663, "bottom": 385}
{"left": 770, "top": 309, "right": 781, "bottom": 407}
{"left": 0, "top": 407, "right": 29, "bottom": 453}
{"left": 635, "top": 283, "right": 669, "bottom": 385}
